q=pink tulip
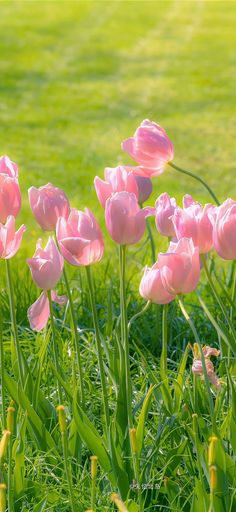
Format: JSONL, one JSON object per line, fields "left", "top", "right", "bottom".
{"left": 0, "top": 155, "right": 18, "bottom": 178}
{"left": 155, "top": 192, "right": 176, "bottom": 237}
{"left": 172, "top": 195, "right": 215, "bottom": 254}
{"left": 192, "top": 344, "right": 220, "bottom": 389}
{"left": 122, "top": 119, "right": 174, "bottom": 173}
{"left": 158, "top": 238, "right": 200, "bottom": 295}
{"left": 27, "top": 237, "right": 64, "bottom": 290}
{"left": 105, "top": 191, "right": 155, "bottom": 245}
{"left": 211, "top": 198, "right": 236, "bottom": 260}
{"left": 94, "top": 166, "right": 139, "bottom": 208}
{"left": 133, "top": 175, "right": 152, "bottom": 204}
{"left": 0, "top": 216, "right": 26, "bottom": 259}
{"left": 28, "top": 183, "right": 70, "bottom": 231}
{"left": 0, "top": 174, "right": 21, "bottom": 223}
{"left": 56, "top": 208, "right": 104, "bottom": 266}
{"left": 139, "top": 263, "right": 175, "bottom": 304}
{"left": 28, "top": 290, "right": 67, "bottom": 331}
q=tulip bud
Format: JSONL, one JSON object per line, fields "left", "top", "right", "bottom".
{"left": 210, "top": 465, "right": 217, "bottom": 492}
{"left": 90, "top": 455, "right": 98, "bottom": 480}
{"left": 208, "top": 436, "right": 218, "bottom": 466}
{"left": 110, "top": 493, "right": 129, "bottom": 512}
{"left": 0, "top": 431, "right": 11, "bottom": 460}
{"left": 129, "top": 428, "right": 138, "bottom": 455}
{"left": 0, "top": 483, "right": 6, "bottom": 512}
{"left": 57, "top": 405, "right": 67, "bottom": 434}
{"left": 6, "top": 406, "right": 15, "bottom": 434}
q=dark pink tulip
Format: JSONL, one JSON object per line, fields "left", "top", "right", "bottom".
{"left": 155, "top": 192, "right": 176, "bottom": 237}
{"left": 139, "top": 263, "right": 175, "bottom": 304}
{"left": 94, "top": 166, "right": 139, "bottom": 208}
{"left": 122, "top": 119, "right": 174, "bottom": 173}
{"left": 56, "top": 208, "right": 104, "bottom": 266}
{"left": 0, "top": 174, "right": 21, "bottom": 223}
{"left": 0, "top": 216, "right": 26, "bottom": 259}
{"left": 158, "top": 238, "right": 200, "bottom": 295}
{"left": 133, "top": 175, "right": 152, "bottom": 204}
{"left": 28, "top": 290, "right": 67, "bottom": 331}
{"left": 28, "top": 183, "right": 70, "bottom": 231}
{"left": 0, "top": 155, "right": 18, "bottom": 178}
{"left": 27, "top": 237, "right": 64, "bottom": 290}
{"left": 105, "top": 191, "right": 155, "bottom": 245}
{"left": 212, "top": 198, "right": 236, "bottom": 260}
{"left": 172, "top": 195, "right": 216, "bottom": 254}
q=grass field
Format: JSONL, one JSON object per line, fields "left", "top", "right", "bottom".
{"left": 1, "top": 0, "right": 236, "bottom": 253}
{"left": 0, "top": 2, "right": 236, "bottom": 511}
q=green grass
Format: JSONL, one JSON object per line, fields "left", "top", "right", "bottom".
{"left": 1, "top": 2, "right": 236, "bottom": 511}
{"left": 0, "top": 0, "right": 236, "bottom": 253}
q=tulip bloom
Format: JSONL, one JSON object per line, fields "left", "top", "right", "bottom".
{"left": 155, "top": 192, "right": 176, "bottom": 237}
{"left": 105, "top": 191, "right": 155, "bottom": 245}
{"left": 27, "top": 237, "right": 64, "bottom": 290}
{"left": 94, "top": 166, "right": 139, "bottom": 208}
{"left": 28, "top": 290, "right": 67, "bottom": 331}
{"left": 122, "top": 119, "right": 174, "bottom": 175}
{"left": 28, "top": 183, "right": 70, "bottom": 231}
{"left": 0, "top": 155, "right": 18, "bottom": 178}
{"left": 0, "top": 173, "right": 21, "bottom": 223}
{"left": 172, "top": 195, "right": 215, "bottom": 254}
{"left": 211, "top": 198, "right": 236, "bottom": 260}
{"left": 158, "top": 238, "right": 200, "bottom": 295}
{"left": 0, "top": 216, "right": 26, "bottom": 259}
{"left": 139, "top": 263, "right": 175, "bottom": 304}
{"left": 56, "top": 208, "right": 104, "bottom": 266}
{"left": 192, "top": 344, "right": 221, "bottom": 389}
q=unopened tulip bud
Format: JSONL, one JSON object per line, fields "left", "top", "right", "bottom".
{"left": 90, "top": 455, "right": 98, "bottom": 480}
{"left": 110, "top": 493, "right": 129, "bottom": 512}
{"left": 0, "top": 483, "right": 6, "bottom": 512}
{"left": 0, "top": 431, "right": 11, "bottom": 460}
{"left": 210, "top": 465, "right": 217, "bottom": 492}
{"left": 7, "top": 406, "right": 15, "bottom": 434}
{"left": 208, "top": 436, "right": 218, "bottom": 466}
{"left": 57, "top": 405, "right": 67, "bottom": 434}
{"left": 129, "top": 428, "right": 138, "bottom": 455}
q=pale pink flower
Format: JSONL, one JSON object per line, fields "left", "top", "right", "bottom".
{"left": 211, "top": 198, "right": 236, "bottom": 260}
{"left": 139, "top": 262, "right": 175, "bottom": 304}
{"left": 0, "top": 155, "right": 18, "bottom": 178}
{"left": 155, "top": 192, "right": 176, "bottom": 237}
{"left": 28, "top": 183, "right": 70, "bottom": 231}
{"left": 0, "top": 216, "right": 26, "bottom": 259}
{"left": 158, "top": 238, "right": 200, "bottom": 295}
{"left": 27, "top": 237, "right": 64, "bottom": 290}
{"left": 192, "top": 344, "right": 221, "bottom": 389}
{"left": 28, "top": 290, "right": 67, "bottom": 331}
{"left": 94, "top": 166, "right": 139, "bottom": 208}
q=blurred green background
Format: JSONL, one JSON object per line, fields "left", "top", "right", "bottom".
{"left": 0, "top": 0, "right": 235, "bottom": 255}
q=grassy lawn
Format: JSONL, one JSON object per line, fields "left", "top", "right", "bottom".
{"left": 0, "top": 0, "right": 236, "bottom": 254}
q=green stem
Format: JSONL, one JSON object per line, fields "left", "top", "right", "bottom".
{"left": 146, "top": 217, "right": 156, "bottom": 264}
{"left": 128, "top": 300, "right": 151, "bottom": 333}
{"left": 0, "top": 308, "right": 6, "bottom": 429}
{"left": 47, "top": 291, "right": 63, "bottom": 404}
{"left": 119, "top": 245, "right": 133, "bottom": 429}
{"left": 7, "top": 435, "right": 13, "bottom": 512}
{"left": 85, "top": 266, "right": 110, "bottom": 430}
{"left": 160, "top": 304, "right": 168, "bottom": 381}
{"left": 201, "top": 256, "right": 236, "bottom": 340}
{"left": 63, "top": 268, "right": 85, "bottom": 407}
{"left": 61, "top": 431, "right": 76, "bottom": 512}
{"left": 5, "top": 260, "right": 24, "bottom": 387}
{"left": 178, "top": 298, "right": 215, "bottom": 424}
{"left": 168, "top": 162, "right": 220, "bottom": 206}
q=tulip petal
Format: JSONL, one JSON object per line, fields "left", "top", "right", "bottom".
{"left": 28, "top": 291, "right": 50, "bottom": 331}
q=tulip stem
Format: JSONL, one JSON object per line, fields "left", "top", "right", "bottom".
{"left": 160, "top": 304, "right": 168, "bottom": 379}
{"left": 168, "top": 162, "right": 220, "bottom": 206}
{"left": 47, "top": 291, "right": 63, "bottom": 404}
{"left": 119, "top": 245, "right": 133, "bottom": 429}
{"left": 0, "top": 309, "right": 6, "bottom": 429}
{"left": 63, "top": 268, "right": 85, "bottom": 408}
{"left": 85, "top": 266, "right": 110, "bottom": 431}
{"left": 178, "top": 297, "right": 215, "bottom": 425}
{"left": 128, "top": 300, "right": 151, "bottom": 333}
{"left": 146, "top": 218, "right": 156, "bottom": 264}
{"left": 7, "top": 434, "right": 13, "bottom": 512}
{"left": 5, "top": 260, "right": 24, "bottom": 388}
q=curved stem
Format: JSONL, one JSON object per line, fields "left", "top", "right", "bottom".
{"left": 63, "top": 268, "right": 85, "bottom": 408}
{"left": 5, "top": 260, "right": 24, "bottom": 387}
{"left": 85, "top": 266, "right": 110, "bottom": 431}
{"left": 178, "top": 297, "right": 215, "bottom": 424}
{"left": 0, "top": 308, "right": 6, "bottom": 429}
{"left": 47, "top": 291, "right": 63, "bottom": 404}
{"left": 168, "top": 162, "right": 220, "bottom": 205}
{"left": 128, "top": 300, "right": 151, "bottom": 333}
{"left": 119, "top": 245, "right": 133, "bottom": 429}
{"left": 146, "top": 218, "right": 156, "bottom": 264}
